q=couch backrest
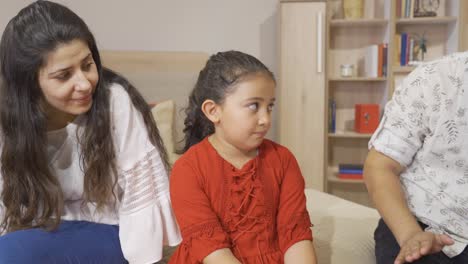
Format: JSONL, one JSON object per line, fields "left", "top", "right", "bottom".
{"left": 100, "top": 51, "right": 209, "bottom": 149}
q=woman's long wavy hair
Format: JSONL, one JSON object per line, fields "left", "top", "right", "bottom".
{"left": 180, "top": 50, "right": 275, "bottom": 153}
{"left": 0, "top": 0, "right": 169, "bottom": 233}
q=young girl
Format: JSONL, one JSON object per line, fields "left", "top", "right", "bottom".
{"left": 169, "top": 51, "right": 317, "bottom": 263}
{"left": 0, "top": 1, "right": 180, "bottom": 263}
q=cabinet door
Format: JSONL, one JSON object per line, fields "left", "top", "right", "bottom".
{"left": 279, "top": 1, "right": 326, "bottom": 190}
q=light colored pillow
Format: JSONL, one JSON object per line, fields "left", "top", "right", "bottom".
{"left": 151, "top": 100, "right": 179, "bottom": 165}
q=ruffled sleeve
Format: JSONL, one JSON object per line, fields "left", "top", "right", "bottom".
{"left": 110, "top": 84, "right": 181, "bottom": 263}
{"left": 276, "top": 147, "right": 313, "bottom": 254}
{"left": 170, "top": 158, "right": 231, "bottom": 263}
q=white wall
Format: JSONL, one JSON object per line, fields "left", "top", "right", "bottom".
{"left": 0, "top": 0, "right": 278, "bottom": 72}
{"left": 1, "top": 0, "right": 279, "bottom": 138}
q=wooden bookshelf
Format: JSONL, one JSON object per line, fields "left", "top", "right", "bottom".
{"left": 328, "top": 132, "right": 372, "bottom": 138}
{"left": 279, "top": 0, "right": 465, "bottom": 207}
{"left": 328, "top": 77, "right": 387, "bottom": 82}
{"left": 330, "top": 18, "right": 388, "bottom": 27}
{"left": 396, "top": 16, "right": 457, "bottom": 25}
{"left": 393, "top": 66, "right": 416, "bottom": 74}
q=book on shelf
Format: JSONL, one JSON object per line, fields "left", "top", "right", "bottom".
{"left": 407, "top": 0, "right": 413, "bottom": 18}
{"left": 364, "top": 43, "right": 388, "bottom": 78}
{"left": 328, "top": 99, "right": 336, "bottom": 133}
{"left": 400, "top": 33, "right": 408, "bottom": 66}
{"left": 339, "top": 167, "right": 363, "bottom": 174}
{"left": 338, "top": 163, "right": 363, "bottom": 180}
{"left": 338, "top": 173, "right": 363, "bottom": 180}
{"left": 339, "top": 163, "right": 363, "bottom": 170}
{"left": 364, "top": 45, "right": 378, "bottom": 77}
{"left": 339, "top": 169, "right": 363, "bottom": 174}
{"left": 339, "top": 163, "right": 363, "bottom": 172}
{"left": 409, "top": 37, "right": 415, "bottom": 62}
{"left": 398, "top": 0, "right": 446, "bottom": 18}
{"left": 382, "top": 44, "right": 388, "bottom": 77}
{"left": 397, "top": 32, "right": 422, "bottom": 66}
{"left": 397, "top": 0, "right": 414, "bottom": 18}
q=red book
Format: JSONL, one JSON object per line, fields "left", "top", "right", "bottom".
{"left": 338, "top": 173, "right": 363, "bottom": 180}
{"left": 396, "top": 0, "right": 401, "bottom": 18}
{"left": 378, "top": 43, "right": 383, "bottom": 77}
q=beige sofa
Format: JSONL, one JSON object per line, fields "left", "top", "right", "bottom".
{"left": 101, "top": 51, "right": 380, "bottom": 264}
{"left": 307, "top": 188, "right": 379, "bottom": 264}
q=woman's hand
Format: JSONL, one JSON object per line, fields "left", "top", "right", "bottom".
{"left": 394, "top": 231, "right": 454, "bottom": 264}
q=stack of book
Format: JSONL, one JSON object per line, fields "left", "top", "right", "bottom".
{"left": 328, "top": 99, "right": 336, "bottom": 133}
{"left": 364, "top": 43, "right": 388, "bottom": 78}
{"left": 397, "top": 0, "right": 445, "bottom": 18}
{"left": 395, "top": 33, "right": 419, "bottom": 66}
{"left": 338, "top": 164, "right": 363, "bottom": 180}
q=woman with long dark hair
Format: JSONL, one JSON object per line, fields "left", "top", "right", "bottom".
{"left": 0, "top": 1, "right": 180, "bottom": 263}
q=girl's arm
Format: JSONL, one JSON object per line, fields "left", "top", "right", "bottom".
{"left": 284, "top": 240, "right": 317, "bottom": 264}
{"left": 170, "top": 159, "right": 234, "bottom": 262}
{"left": 203, "top": 248, "right": 241, "bottom": 264}
{"left": 276, "top": 146, "right": 316, "bottom": 262}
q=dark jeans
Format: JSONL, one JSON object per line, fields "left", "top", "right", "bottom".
{"left": 0, "top": 221, "right": 128, "bottom": 264}
{"left": 375, "top": 218, "right": 468, "bottom": 264}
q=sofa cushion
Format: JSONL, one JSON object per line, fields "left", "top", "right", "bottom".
{"left": 305, "top": 189, "right": 379, "bottom": 264}
{"left": 151, "top": 100, "right": 179, "bottom": 165}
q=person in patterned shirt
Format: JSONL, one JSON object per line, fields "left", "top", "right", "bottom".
{"left": 364, "top": 52, "right": 468, "bottom": 264}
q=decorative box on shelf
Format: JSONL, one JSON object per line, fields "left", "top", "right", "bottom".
{"left": 354, "top": 104, "right": 380, "bottom": 134}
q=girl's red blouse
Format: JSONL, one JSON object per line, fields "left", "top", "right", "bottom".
{"left": 169, "top": 138, "right": 313, "bottom": 264}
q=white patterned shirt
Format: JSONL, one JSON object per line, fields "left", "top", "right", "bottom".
{"left": 0, "top": 83, "right": 181, "bottom": 263}
{"left": 369, "top": 52, "right": 468, "bottom": 257}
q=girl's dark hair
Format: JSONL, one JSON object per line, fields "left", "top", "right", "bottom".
{"left": 0, "top": 0, "right": 169, "bottom": 233}
{"left": 181, "top": 50, "right": 275, "bottom": 153}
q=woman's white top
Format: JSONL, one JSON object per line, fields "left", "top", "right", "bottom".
{"left": 0, "top": 83, "right": 181, "bottom": 263}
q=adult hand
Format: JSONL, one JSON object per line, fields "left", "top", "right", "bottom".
{"left": 394, "top": 231, "right": 454, "bottom": 264}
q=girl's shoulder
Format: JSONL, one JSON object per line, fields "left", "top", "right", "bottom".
{"left": 259, "top": 139, "right": 302, "bottom": 175}
{"left": 173, "top": 138, "right": 214, "bottom": 167}
{"left": 261, "top": 139, "right": 295, "bottom": 161}
{"left": 172, "top": 139, "right": 298, "bottom": 173}
{"left": 170, "top": 138, "right": 218, "bottom": 186}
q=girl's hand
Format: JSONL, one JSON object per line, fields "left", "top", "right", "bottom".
{"left": 394, "top": 231, "right": 454, "bottom": 264}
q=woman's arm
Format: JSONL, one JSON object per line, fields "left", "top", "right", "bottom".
{"left": 203, "top": 248, "right": 241, "bottom": 264}
{"left": 284, "top": 240, "right": 317, "bottom": 264}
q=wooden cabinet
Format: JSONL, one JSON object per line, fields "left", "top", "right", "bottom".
{"left": 279, "top": 1, "right": 326, "bottom": 190}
